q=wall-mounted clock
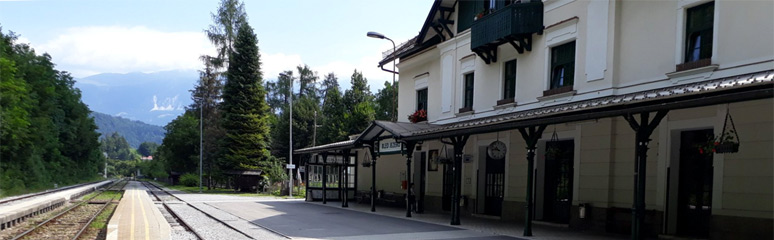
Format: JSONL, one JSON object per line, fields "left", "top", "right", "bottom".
{"left": 487, "top": 140, "right": 507, "bottom": 160}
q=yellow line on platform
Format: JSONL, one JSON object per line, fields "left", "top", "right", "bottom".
{"left": 130, "top": 190, "right": 135, "bottom": 240}
{"left": 139, "top": 188, "right": 150, "bottom": 240}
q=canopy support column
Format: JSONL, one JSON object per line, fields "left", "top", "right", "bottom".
{"left": 322, "top": 153, "right": 328, "bottom": 204}
{"left": 404, "top": 141, "right": 417, "bottom": 218}
{"left": 342, "top": 149, "right": 351, "bottom": 208}
{"left": 623, "top": 110, "right": 668, "bottom": 240}
{"left": 449, "top": 135, "right": 469, "bottom": 225}
{"left": 517, "top": 125, "right": 547, "bottom": 236}
{"left": 368, "top": 143, "right": 379, "bottom": 212}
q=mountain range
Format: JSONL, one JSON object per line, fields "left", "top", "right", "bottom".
{"left": 75, "top": 70, "right": 198, "bottom": 126}
{"left": 91, "top": 112, "right": 165, "bottom": 148}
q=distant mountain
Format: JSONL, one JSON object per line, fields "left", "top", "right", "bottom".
{"left": 75, "top": 70, "right": 198, "bottom": 126}
{"left": 92, "top": 112, "right": 165, "bottom": 148}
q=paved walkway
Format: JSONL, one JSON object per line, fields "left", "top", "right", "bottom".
{"left": 107, "top": 181, "right": 170, "bottom": 240}
{"left": 0, "top": 180, "right": 112, "bottom": 227}
{"left": 307, "top": 201, "right": 627, "bottom": 240}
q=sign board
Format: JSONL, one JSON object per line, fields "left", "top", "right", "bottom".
{"left": 286, "top": 164, "right": 296, "bottom": 169}
{"left": 379, "top": 139, "right": 402, "bottom": 155}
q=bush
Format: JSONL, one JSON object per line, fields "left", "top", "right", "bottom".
{"left": 180, "top": 173, "right": 199, "bottom": 187}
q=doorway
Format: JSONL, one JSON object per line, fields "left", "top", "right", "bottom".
{"left": 676, "top": 129, "right": 713, "bottom": 238}
{"left": 483, "top": 149, "right": 505, "bottom": 216}
{"left": 542, "top": 140, "right": 574, "bottom": 223}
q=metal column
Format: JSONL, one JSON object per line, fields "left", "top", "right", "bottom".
{"left": 404, "top": 141, "right": 417, "bottom": 217}
{"left": 449, "top": 135, "right": 469, "bottom": 225}
{"left": 517, "top": 125, "right": 547, "bottom": 236}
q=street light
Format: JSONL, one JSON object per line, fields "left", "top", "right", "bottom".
{"left": 367, "top": 31, "right": 397, "bottom": 122}
{"left": 281, "top": 72, "right": 294, "bottom": 197}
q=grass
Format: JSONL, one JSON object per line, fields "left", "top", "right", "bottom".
{"left": 153, "top": 180, "right": 304, "bottom": 199}
{"left": 89, "top": 203, "right": 117, "bottom": 229}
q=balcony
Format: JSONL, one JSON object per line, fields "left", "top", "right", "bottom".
{"left": 470, "top": 1, "right": 543, "bottom": 64}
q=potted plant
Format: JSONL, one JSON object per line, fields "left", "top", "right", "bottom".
{"left": 408, "top": 109, "right": 427, "bottom": 123}
{"left": 713, "top": 129, "right": 739, "bottom": 153}
{"left": 474, "top": 9, "right": 490, "bottom": 21}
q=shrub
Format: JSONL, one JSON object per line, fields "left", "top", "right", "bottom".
{"left": 180, "top": 173, "right": 199, "bottom": 187}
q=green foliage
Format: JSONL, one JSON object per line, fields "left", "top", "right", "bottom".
{"left": 137, "top": 142, "right": 160, "bottom": 157}
{"left": 206, "top": 0, "right": 247, "bottom": 69}
{"left": 157, "top": 111, "right": 199, "bottom": 174}
{"left": 91, "top": 112, "right": 164, "bottom": 148}
{"left": 343, "top": 70, "right": 375, "bottom": 135}
{"left": 138, "top": 159, "right": 168, "bottom": 179}
{"left": 374, "top": 81, "right": 398, "bottom": 121}
{"left": 220, "top": 22, "right": 271, "bottom": 171}
{"left": 264, "top": 156, "right": 288, "bottom": 184}
{"left": 180, "top": 173, "right": 200, "bottom": 187}
{"left": 318, "top": 73, "right": 348, "bottom": 144}
{"left": 101, "top": 132, "right": 139, "bottom": 160}
{"left": 108, "top": 159, "right": 137, "bottom": 177}
{"left": 0, "top": 28, "right": 103, "bottom": 196}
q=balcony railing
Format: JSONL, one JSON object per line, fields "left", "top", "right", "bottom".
{"left": 470, "top": 1, "right": 544, "bottom": 51}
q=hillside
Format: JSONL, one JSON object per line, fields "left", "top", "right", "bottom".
{"left": 92, "top": 112, "right": 165, "bottom": 148}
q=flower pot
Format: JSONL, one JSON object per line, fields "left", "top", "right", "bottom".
{"left": 714, "top": 142, "right": 739, "bottom": 153}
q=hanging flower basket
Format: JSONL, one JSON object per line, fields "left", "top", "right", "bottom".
{"left": 408, "top": 109, "right": 427, "bottom": 123}
{"left": 361, "top": 161, "right": 371, "bottom": 168}
{"left": 697, "top": 110, "right": 740, "bottom": 154}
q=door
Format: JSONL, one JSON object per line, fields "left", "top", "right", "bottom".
{"left": 414, "top": 152, "right": 427, "bottom": 213}
{"left": 677, "top": 129, "right": 713, "bottom": 238}
{"left": 484, "top": 153, "right": 505, "bottom": 216}
{"left": 442, "top": 163, "right": 453, "bottom": 211}
{"left": 543, "top": 140, "right": 574, "bottom": 223}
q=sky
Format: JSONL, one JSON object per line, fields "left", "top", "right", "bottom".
{"left": 0, "top": 0, "right": 433, "bottom": 92}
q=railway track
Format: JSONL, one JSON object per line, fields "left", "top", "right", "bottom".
{"left": 141, "top": 181, "right": 257, "bottom": 240}
{"left": 9, "top": 179, "right": 127, "bottom": 240}
{"left": 0, "top": 180, "right": 114, "bottom": 207}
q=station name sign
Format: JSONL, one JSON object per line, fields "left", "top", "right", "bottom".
{"left": 379, "top": 139, "right": 403, "bottom": 155}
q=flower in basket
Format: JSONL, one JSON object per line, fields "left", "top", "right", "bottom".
{"left": 408, "top": 109, "right": 428, "bottom": 123}
{"left": 474, "top": 9, "right": 489, "bottom": 21}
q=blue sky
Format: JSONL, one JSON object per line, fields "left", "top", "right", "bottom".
{"left": 0, "top": 0, "right": 433, "bottom": 91}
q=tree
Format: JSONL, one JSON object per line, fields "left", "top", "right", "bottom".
{"left": 318, "top": 73, "right": 347, "bottom": 144}
{"left": 374, "top": 81, "right": 398, "bottom": 121}
{"left": 1, "top": 28, "right": 103, "bottom": 196}
{"left": 158, "top": 111, "right": 199, "bottom": 174}
{"left": 205, "top": 0, "right": 247, "bottom": 69}
{"left": 190, "top": 57, "right": 225, "bottom": 188}
{"left": 297, "top": 64, "right": 319, "bottom": 100}
{"left": 220, "top": 22, "right": 271, "bottom": 171}
{"left": 137, "top": 142, "right": 159, "bottom": 157}
{"left": 266, "top": 70, "right": 293, "bottom": 113}
{"left": 101, "top": 132, "right": 138, "bottom": 160}
{"left": 343, "top": 70, "right": 375, "bottom": 135}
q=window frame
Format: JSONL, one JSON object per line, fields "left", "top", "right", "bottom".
{"left": 549, "top": 41, "right": 576, "bottom": 90}
{"left": 684, "top": 1, "right": 714, "bottom": 63}
{"left": 463, "top": 72, "right": 475, "bottom": 110}
{"left": 502, "top": 59, "right": 517, "bottom": 101}
{"left": 416, "top": 88, "right": 428, "bottom": 112}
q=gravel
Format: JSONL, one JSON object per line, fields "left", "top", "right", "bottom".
{"left": 166, "top": 203, "right": 251, "bottom": 240}
{"left": 191, "top": 203, "right": 287, "bottom": 240}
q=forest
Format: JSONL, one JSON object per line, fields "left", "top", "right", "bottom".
{"left": 0, "top": 28, "right": 105, "bottom": 197}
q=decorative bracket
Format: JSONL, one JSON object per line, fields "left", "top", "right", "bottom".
{"left": 474, "top": 47, "right": 497, "bottom": 64}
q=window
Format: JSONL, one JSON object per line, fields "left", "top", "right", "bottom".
{"left": 684, "top": 2, "right": 714, "bottom": 63}
{"left": 550, "top": 41, "right": 576, "bottom": 90}
{"left": 462, "top": 72, "right": 474, "bottom": 111}
{"left": 416, "top": 88, "right": 428, "bottom": 112}
{"left": 502, "top": 59, "right": 517, "bottom": 100}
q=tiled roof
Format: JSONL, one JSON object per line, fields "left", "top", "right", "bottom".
{"left": 404, "top": 71, "right": 773, "bottom": 139}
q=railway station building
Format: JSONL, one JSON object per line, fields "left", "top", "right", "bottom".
{"left": 295, "top": 0, "right": 773, "bottom": 239}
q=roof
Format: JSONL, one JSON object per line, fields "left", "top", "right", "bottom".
{"left": 377, "top": 0, "right": 452, "bottom": 67}
{"left": 293, "top": 139, "right": 358, "bottom": 155}
{"left": 356, "top": 120, "right": 439, "bottom": 143}
{"left": 401, "top": 71, "right": 773, "bottom": 141}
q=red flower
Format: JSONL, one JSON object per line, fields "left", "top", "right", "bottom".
{"left": 714, "top": 142, "right": 719, "bottom": 146}
{"left": 699, "top": 149, "right": 704, "bottom": 154}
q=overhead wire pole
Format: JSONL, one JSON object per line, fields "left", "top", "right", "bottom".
{"left": 199, "top": 96, "right": 203, "bottom": 193}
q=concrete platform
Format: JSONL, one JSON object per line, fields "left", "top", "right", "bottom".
{"left": 0, "top": 180, "right": 112, "bottom": 230}
{"left": 107, "top": 181, "right": 170, "bottom": 240}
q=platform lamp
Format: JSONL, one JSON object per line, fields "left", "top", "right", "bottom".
{"left": 367, "top": 31, "right": 397, "bottom": 122}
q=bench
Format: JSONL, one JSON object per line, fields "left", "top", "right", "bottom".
{"left": 356, "top": 190, "right": 406, "bottom": 208}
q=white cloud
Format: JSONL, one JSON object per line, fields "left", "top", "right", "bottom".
{"left": 157, "top": 114, "right": 174, "bottom": 118}
{"left": 35, "top": 26, "right": 214, "bottom": 78}
{"left": 261, "top": 52, "right": 304, "bottom": 80}
{"left": 150, "top": 95, "right": 182, "bottom": 112}
{"left": 114, "top": 112, "right": 129, "bottom": 117}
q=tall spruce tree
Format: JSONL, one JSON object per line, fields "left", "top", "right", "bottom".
{"left": 190, "top": 58, "right": 224, "bottom": 188}
{"left": 220, "top": 23, "right": 271, "bottom": 171}
{"left": 319, "top": 73, "right": 347, "bottom": 144}
{"left": 343, "top": 70, "right": 375, "bottom": 135}
{"left": 206, "top": 0, "right": 247, "bottom": 69}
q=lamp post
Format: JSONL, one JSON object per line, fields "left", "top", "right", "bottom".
{"left": 199, "top": 99, "right": 203, "bottom": 193}
{"left": 281, "top": 72, "right": 294, "bottom": 197}
{"left": 367, "top": 31, "right": 397, "bottom": 122}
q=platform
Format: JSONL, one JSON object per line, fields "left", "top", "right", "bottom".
{"left": 107, "top": 181, "right": 170, "bottom": 240}
{"left": 0, "top": 180, "right": 112, "bottom": 229}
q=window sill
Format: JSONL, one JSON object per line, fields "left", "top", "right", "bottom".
{"left": 666, "top": 63, "right": 718, "bottom": 79}
{"left": 542, "top": 85, "right": 574, "bottom": 97}
{"left": 537, "top": 89, "right": 576, "bottom": 102}
{"left": 456, "top": 108, "right": 474, "bottom": 117}
{"left": 493, "top": 99, "right": 517, "bottom": 110}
